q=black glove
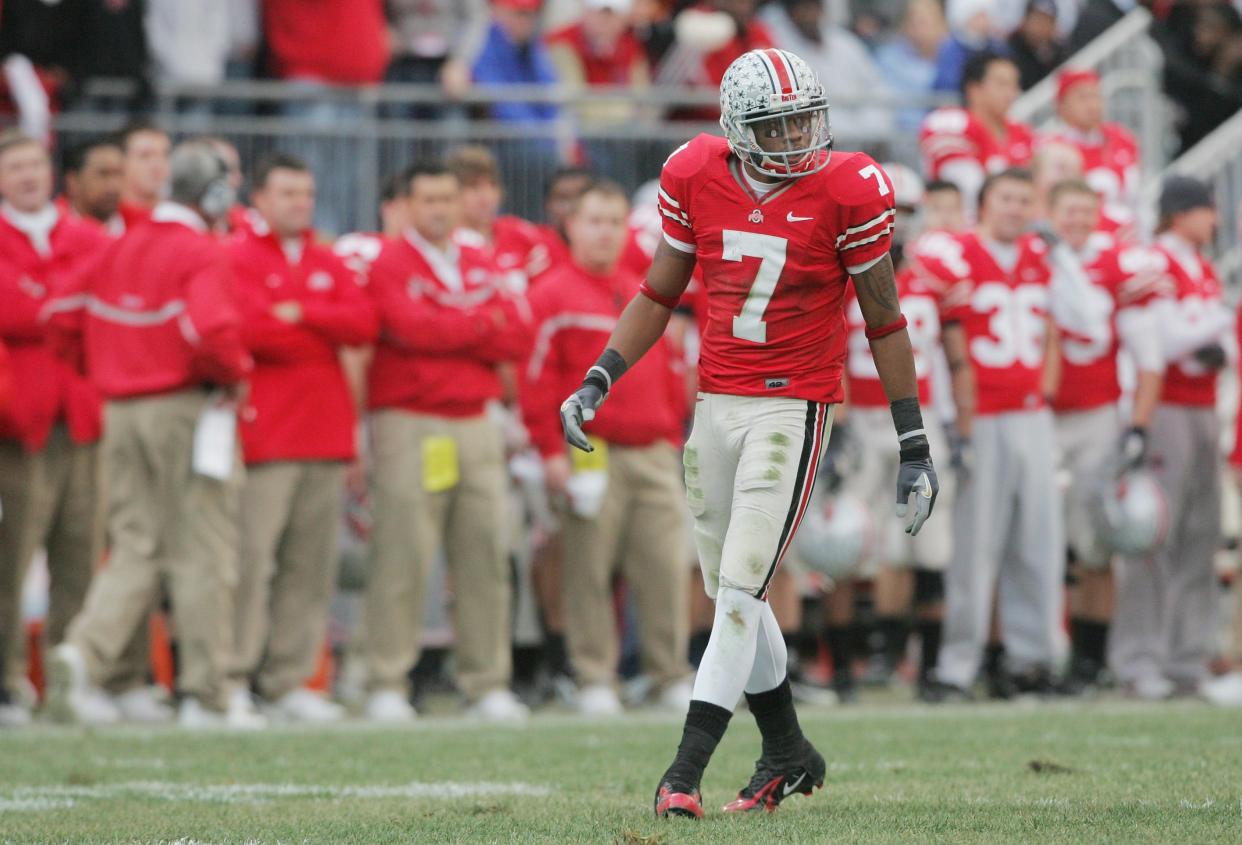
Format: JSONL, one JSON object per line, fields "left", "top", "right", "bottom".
{"left": 1117, "top": 425, "right": 1147, "bottom": 471}
{"left": 1193, "top": 343, "right": 1226, "bottom": 370}
{"left": 896, "top": 439, "right": 939, "bottom": 536}
{"left": 560, "top": 384, "right": 604, "bottom": 452}
{"left": 947, "top": 430, "right": 974, "bottom": 481}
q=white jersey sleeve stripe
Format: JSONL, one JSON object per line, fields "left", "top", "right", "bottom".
{"left": 839, "top": 223, "right": 895, "bottom": 251}
{"left": 835, "top": 208, "right": 895, "bottom": 245}
{"left": 663, "top": 232, "right": 697, "bottom": 254}
{"left": 658, "top": 188, "right": 681, "bottom": 209}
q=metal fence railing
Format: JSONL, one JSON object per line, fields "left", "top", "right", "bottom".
{"left": 1011, "top": 7, "right": 1171, "bottom": 181}
{"left": 52, "top": 81, "right": 959, "bottom": 235}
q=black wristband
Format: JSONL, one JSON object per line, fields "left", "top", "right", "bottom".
{"left": 891, "top": 397, "right": 929, "bottom": 459}
{"left": 583, "top": 347, "right": 628, "bottom": 394}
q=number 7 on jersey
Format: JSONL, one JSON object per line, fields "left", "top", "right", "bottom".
{"left": 723, "top": 229, "right": 788, "bottom": 344}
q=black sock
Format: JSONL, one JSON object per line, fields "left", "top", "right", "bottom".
{"left": 664, "top": 700, "right": 733, "bottom": 786}
{"left": 916, "top": 619, "right": 942, "bottom": 682}
{"left": 688, "top": 629, "right": 711, "bottom": 668}
{"left": 823, "top": 625, "right": 854, "bottom": 689}
{"left": 1070, "top": 618, "right": 1108, "bottom": 674}
{"left": 984, "top": 642, "right": 1005, "bottom": 677}
{"left": 877, "top": 615, "right": 910, "bottom": 669}
{"left": 745, "top": 677, "right": 802, "bottom": 765}
{"left": 543, "top": 632, "right": 571, "bottom": 678}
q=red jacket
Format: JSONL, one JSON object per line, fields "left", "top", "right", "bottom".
{"left": 67, "top": 203, "right": 251, "bottom": 399}
{"left": 521, "top": 259, "right": 685, "bottom": 458}
{"left": 263, "top": 0, "right": 390, "bottom": 84}
{"left": 231, "top": 224, "right": 378, "bottom": 465}
{"left": 0, "top": 210, "right": 106, "bottom": 451}
{"left": 367, "top": 231, "right": 532, "bottom": 418}
{"left": 0, "top": 339, "right": 12, "bottom": 414}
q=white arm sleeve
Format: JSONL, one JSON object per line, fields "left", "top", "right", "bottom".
{"left": 1047, "top": 243, "right": 1112, "bottom": 336}
{"left": 1155, "top": 298, "right": 1235, "bottom": 362}
{"left": 1115, "top": 304, "right": 1164, "bottom": 373}
{"left": 3, "top": 55, "right": 50, "bottom": 145}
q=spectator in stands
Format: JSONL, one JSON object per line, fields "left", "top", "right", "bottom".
{"left": 546, "top": 0, "right": 650, "bottom": 125}
{"left": 263, "top": 0, "right": 390, "bottom": 233}
{"left": 932, "top": 0, "right": 1008, "bottom": 93}
{"left": 61, "top": 139, "right": 124, "bottom": 235}
{"left": 521, "top": 179, "right": 692, "bottom": 717}
{"left": 875, "top": 0, "right": 950, "bottom": 134}
{"left": 468, "top": 0, "right": 560, "bottom": 124}
{"left": 920, "top": 51, "right": 1034, "bottom": 219}
{"left": 229, "top": 154, "right": 378, "bottom": 725}
{"left": 1070, "top": 0, "right": 1134, "bottom": 54}
{"left": 760, "top": 0, "right": 894, "bottom": 148}
{"left": 118, "top": 121, "right": 171, "bottom": 229}
{"left": 145, "top": 0, "right": 234, "bottom": 86}
{"left": 68, "top": 0, "right": 152, "bottom": 112}
{"left": 1007, "top": 0, "right": 1068, "bottom": 90}
{"left": 47, "top": 140, "right": 257, "bottom": 729}
{"left": 657, "top": 0, "right": 776, "bottom": 118}
{"left": 448, "top": 145, "right": 551, "bottom": 291}
{"left": 953, "top": 0, "right": 1080, "bottom": 42}
{"left": 0, "top": 132, "right": 108, "bottom": 728}
{"left": 1046, "top": 69, "right": 1141, "bottom": 235}
{"left": 362, "top": 162, "right": 533, "bottom": 724}
{"left": 1111, "top": 176, "right": 1233, "bottom": 702}
{"left": 1153, "top": 1, "right": 1242, "bottom": 153}
{"left": 387, "top": 0, "right": 487, "bottom": 118}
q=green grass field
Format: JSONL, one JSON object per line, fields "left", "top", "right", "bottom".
{"left": 1, "top": 699, "right": 1239, "bottom": 844}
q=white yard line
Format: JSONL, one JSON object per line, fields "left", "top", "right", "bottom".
{"left": 0, "top": 780, "right": 550, "bottom": 812}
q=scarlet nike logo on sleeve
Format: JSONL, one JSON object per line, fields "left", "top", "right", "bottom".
{"left": 786, "top": 212, "right": 814, "bottom": 223}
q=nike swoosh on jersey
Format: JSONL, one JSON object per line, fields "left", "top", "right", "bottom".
{"left": 786, "top": 212, "right": 814, "bottom": 223}
{"left": 782, "top": 773, "right": 807, "bottom": 796}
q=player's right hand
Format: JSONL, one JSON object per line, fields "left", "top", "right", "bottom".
{"left": 560, "top": 385, "right": 604, "bottom": 452}
{"left": 948, "top": 431, "right": 974, "bottom": 481}
{"left": 1118, "top": 425, "right": 1147, "bottom": 471}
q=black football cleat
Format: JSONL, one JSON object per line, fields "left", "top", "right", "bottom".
{"left": 654, "top": 780, "right": 704, "bottom": 819}
{"left": 722, "top": 739, "right": 826, "bottom": 813}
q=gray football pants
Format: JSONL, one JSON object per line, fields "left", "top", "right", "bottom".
{"left": 937, "top": 409, "right": 1066, "bottom": 687}
{"left": 1109, "top": 404, "right": 1220, "bottom": 688}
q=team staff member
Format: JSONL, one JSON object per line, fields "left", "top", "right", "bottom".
{"left": 117, "top": 121, "right": 171, "bottom": 229}
{"left": 47, "top": 141, "right": 258, "bottom": 728}
{"left": 229, "top": 154, "right": 378, "bottom": 723}
{"left": 364, "top": 162, "right": 533, "bottom": 724}
{"left": 1110, "top": 177, "right": 1233, "bottom": 700}
{"left": 522, "top": 180, "right": 692, "bottom": 717}
{"left": 0, "top": 132, "right": 108, "bottom": 725}
{"left": 60, "top": 139, "right": 125, "bottom": 235}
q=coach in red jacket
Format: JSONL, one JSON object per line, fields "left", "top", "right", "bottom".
{"left": 0, "top": 132, "right": 107, "bottom": 724}
{"left": 521, "top": 180, "right": 691, "bottom": 715}
{"left": 364, "top": 161, "right": 533, "bottom": 724}
{"left": 229, "top": 154, "right": 377, "bottom": 723}
{"left": 47, "top": 140, "right": 256, "bottom": 728}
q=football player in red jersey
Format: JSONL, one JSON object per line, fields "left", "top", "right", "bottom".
{"left": 917, "top": 168, "right": 1107, "bottom": 700}
{"left": 1043, "top": 180, "right": 1169, "bottom": 692}
{"left": 559, "top": 48, "right": 938, "bottom": 819}
{"left": 920, "top": 51, "right": 1035, "bottom": 220}
{"left": 1045, "top": 69, "right": 1141, "bottom": 238}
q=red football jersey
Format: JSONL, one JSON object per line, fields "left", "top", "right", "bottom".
{"left": 1046, "top": 122, "right": 1139, "bottom": 236}
{"left": 919, "top": 107, "right": 1035, "bottom": 180}
{"left": 1052, "top": 234, "right": 1170, "bottom": 413}
{"left": 334, "top": 231, "right": 387, "bottom": 280}
{"left": 1153, "top": 234, "right": 1225, "bottom": 408}
{"left": 658, "top": 134, "right": 896, "bottom": 405}
{"left": 844, "top": 268, "right": 938, "bottom": 408}
{"left": 456, "top": 215, "right": 550, "bottom": 293}
{"left": 917, "top": 231, "right": 1052, "bottom": 415}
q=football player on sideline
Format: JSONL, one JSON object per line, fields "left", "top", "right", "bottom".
{"left": 558, "top": 48, "right": 939, "bottom": 819}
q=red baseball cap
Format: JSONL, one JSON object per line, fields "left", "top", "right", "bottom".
{"left": 494, "top": 0, "right": 541, "bottom": 11}
{"left": 1056, "top": 69, "right": 1100, "bottom": 102}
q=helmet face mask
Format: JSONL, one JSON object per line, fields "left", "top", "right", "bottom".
{"left": 720, "top": 49, "right": 834, "bottom": 179}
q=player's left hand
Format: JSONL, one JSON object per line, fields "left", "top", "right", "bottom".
{"left": 896, "top": 453, "right": 938, "bottom": 536}
{"left": 560, "top": 385, "right": 604, "bottom": 452}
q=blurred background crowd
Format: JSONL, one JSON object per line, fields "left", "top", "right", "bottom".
{"left": 1, "top": 0, "right": 1242, "bottom": 729}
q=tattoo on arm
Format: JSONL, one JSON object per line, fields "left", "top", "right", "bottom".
{"left": 850, "top": 254, "right": 901, "bottom": 321}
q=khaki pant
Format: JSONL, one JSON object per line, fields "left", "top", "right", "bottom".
{"left": 0, "top": 424, "right": 102, "bottom": 697}
{"left": 233, "top": 460, "right": 344, "bottom": 700}
{"left": 365, "top": 410, "right": 511, "bottom": 701}
{"left": 67, "top": 390, "right": 241, "bottom": 710}
{"left": 561, "top": 442, "right": 690, "bottom": 689}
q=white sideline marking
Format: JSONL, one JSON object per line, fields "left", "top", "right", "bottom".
{"left": 0, "top": 780, "right": 550, "bottom": 812}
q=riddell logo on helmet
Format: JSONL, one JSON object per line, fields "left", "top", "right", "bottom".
{"left": 780, "top": 92, "right": 798, "bottom": 102}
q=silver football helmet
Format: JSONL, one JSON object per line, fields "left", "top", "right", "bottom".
{"left": 1098, "top": 470, "right": 1168, "bottom": 557}
{"left": 719, "top": 48, "right": 833, "bottom": 179}
{"left": 795, "top": 493, "right": 873, "bottom": 580}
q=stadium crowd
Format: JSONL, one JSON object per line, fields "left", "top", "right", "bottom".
{"left": 1, "top": 0, "right": 1242, "bottom": 729}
